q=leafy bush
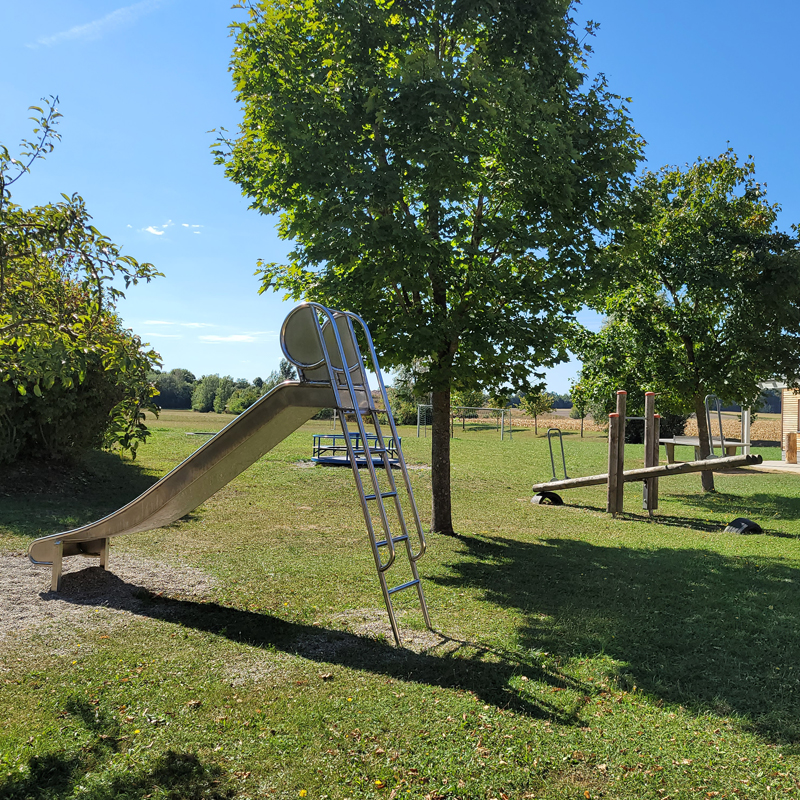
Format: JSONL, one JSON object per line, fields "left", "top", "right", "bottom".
{"left": 624, "top": 413, "right": 688, "bottom": 444}
{"left": 0, "top": 100, "right": 161, "bottom": 464}
{"left": 226, "top": 387, "right": 261, "bottom": 414}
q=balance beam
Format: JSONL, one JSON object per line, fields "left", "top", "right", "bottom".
{"left": 531, "top": 453, "right": 763, "bottom": 493}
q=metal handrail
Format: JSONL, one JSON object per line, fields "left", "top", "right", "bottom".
{"left": 547, "top": 428, "right": 569, "bottom": 482}
{"left": 704, "top": 394, "right": 726, "bottom": 458}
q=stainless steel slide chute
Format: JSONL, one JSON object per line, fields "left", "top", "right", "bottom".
{"left": 28, "top": 302, "right": 432, "bottom": 645}
{"left": 28, "top": 382, "right": 334, "bottom": 573}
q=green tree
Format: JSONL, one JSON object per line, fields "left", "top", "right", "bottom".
{"left": 568, "top": 381, "right": 588, "bottom": 437}
{"left": 278, "top": 358, "right": 297, "bottom": 381}
{"left": 0, "top": 100, "right": 162, "bottom": 463}
{"left": 520, "top": 391, "right": 553, "bottom": 435}
{"left": 191, "top": 374, "right": 221, "bottom": 413}
{"left": 213, "top": 376, "right": 237, "bottom": 413}
{"left": 151, "top": 368, "right": 197, "bottom": 409}
{"left": 575, "top": 151, "right": 800, "bottom": 490}
{"left": 216, "top": 0, "right": 641, "bottom": 532}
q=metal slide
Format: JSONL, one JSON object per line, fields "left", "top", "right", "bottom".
{"left": 28, "top": 382, "right": 335, "bottom": 587}
{"left": 28, "top": 302, "right": 431, "bottom": 645}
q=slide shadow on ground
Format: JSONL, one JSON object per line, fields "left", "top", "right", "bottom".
{"left": 46, "top": 567, "right": 589, "bottom": 726}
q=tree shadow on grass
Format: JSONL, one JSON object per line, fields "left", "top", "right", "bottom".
{"left": 558, "top": 499, "right": 800, "bottom": 537}
{"left": 45, "top": 568, "right": 587, "bottom": 725}
{"left": 560, "top": 502, "right": 726, "bottom": 534}
{"left": 670, "top": 491, "right": 800, "bottom": 526}
{"left": 0, "top": 747, "right": 231, "bottom": 800}
{"left": 0, "top": 452, "right": 160, "bottom": 539}
{"left": 0, "top": 697, "right": 232, "bottom": 800}
{"left": 432, "top": 533, "right": 800, "bottom": 744}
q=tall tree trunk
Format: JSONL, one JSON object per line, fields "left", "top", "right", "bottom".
{"left": 693, "top": 393, "right": 715, "bottom": 491}
{"left": 431, "top": 388, "right": 454, "bottom": 534}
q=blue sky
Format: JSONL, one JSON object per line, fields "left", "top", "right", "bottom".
{"left": 3, "top": 1, "right": 799, "bottom": 393}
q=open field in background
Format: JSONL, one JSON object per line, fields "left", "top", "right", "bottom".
{"left": 2, "top": 411, "right": 800, "bottom": 798}
{"left": 507, "top": 410, "right": 783, "bottom": 443}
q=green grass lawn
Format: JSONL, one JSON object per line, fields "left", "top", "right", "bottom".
{"left": 2, "top": 412, "right": 800, "bottom": 799}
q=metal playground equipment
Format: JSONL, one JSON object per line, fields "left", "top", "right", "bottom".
{"left": 28, "top": 303, "right": 431, "bottom": 646}
{"left": 531, "top": 390, "right": 763, "bottom": 526}
{"left": 311, "top": 431, "right": 401, "bottom": 466}
{"left": 417, "top": 404, "right": 513, "bottom": 440}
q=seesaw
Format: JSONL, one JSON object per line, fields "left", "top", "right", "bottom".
{"left": 532, "top": 391, "right": 763, "bottom": 533}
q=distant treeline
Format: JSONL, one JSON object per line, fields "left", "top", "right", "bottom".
{"left": 721, "top": 388, "right": 781, "bottom": 414}
{"left": 149, "top": 359, "right": 297, "bottom": 414}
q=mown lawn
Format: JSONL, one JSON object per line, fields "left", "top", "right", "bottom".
{"left": 1, "top": 411, "right": 799, "bottom": 799}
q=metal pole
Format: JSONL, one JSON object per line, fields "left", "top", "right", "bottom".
{"left": 417, "top": 405, "right": 421, "bottom": 438}
{"left": 742, "top": 408, "right": 750, "bottom": 455}
{"left": 501, "top": 410, "right": 505, "bottom": 441}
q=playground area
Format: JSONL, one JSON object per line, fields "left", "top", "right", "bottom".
{"left": 3, "top": 406, "right": 800, "bottom": 797}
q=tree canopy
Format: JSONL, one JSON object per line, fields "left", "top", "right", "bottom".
{"left": 574, "top": 151, "right": 800, "bottom": 488}
{"left": 0, "top": 100, "right": 162, "bottom": 463}
{"left": 217, "top": 0, "right": 642, "bottom": 531}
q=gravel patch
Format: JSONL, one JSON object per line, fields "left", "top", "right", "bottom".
{"left": 329, "top": 607, "right": 453, "bottom": 654}
{"left": 0, "top": 551, "right": 217, "bottom": 648}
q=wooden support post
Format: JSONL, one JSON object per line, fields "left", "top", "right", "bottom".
{"left": 643, "top": 392, "right": 655, "bottom": 515}
{"left": 788, "top": 432, "right": 797, "bottom": 465}
{"left": 607, "top": 413, "right": 621, "bottom": 515}
{"left": 615, "top": 391, "right": 627, "bottom": 513}
{"left": 652, "top": 415, "right": 660, "bottom": 511}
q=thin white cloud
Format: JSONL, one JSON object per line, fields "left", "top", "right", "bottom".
{"left": 143, "top": 320, "right": 216, "bottom": 328}
{"left": 30, "top": 0, "right": 161, "bottom": 48}
{"left": 200, "top": 334, "right": 256, "bottom": 343}
{"left": 142, "top": 220, "right": 174, "bottom": 236}
{"left": 145, "top": 332, "right": 182, "bottom": 339}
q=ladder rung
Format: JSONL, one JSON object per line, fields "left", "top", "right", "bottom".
{"left": 364, "top": 491, "right": 398, "bottom": 501}
{"left": 387, "top": 578, "right": 420, "bottom": 595}
{"left": 376, "top": 534, "right": 409, "bottom": 548}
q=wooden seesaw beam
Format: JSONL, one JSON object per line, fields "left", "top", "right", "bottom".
{"left": 531, "top": 453, "right": 763, "bottom": 493}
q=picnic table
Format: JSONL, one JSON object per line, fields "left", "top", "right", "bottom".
{"left": 660, "top": 436, "right": 748, "bottom": 463}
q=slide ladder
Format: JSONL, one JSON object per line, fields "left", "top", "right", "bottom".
{"left": 281, "top": 304, "right": 431, "bottom": 645}
{"left": 28, "top": 303, "right": 431, "bottom": 646}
